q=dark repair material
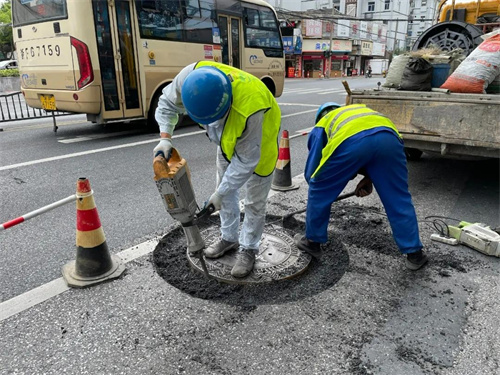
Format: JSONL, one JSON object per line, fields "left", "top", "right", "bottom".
{"left": 283, "top": 191, "right": 356, "bottom": 220}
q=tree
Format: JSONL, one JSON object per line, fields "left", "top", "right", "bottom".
{"left": 0, "top": 1, "right": 13, "bottom": 60}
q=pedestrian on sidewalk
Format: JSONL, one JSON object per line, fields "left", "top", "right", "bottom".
{"left": 294, "top": 102, "right": 428, "bottom": 270}
{"left": 153, "top": 62, "right": 281, "bottom": 278}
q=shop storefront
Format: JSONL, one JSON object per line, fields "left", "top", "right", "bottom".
{"left": 301, "top": 39, "right": 352, "bottom": 78}
{"left": 283, "top": 34, "right": 303, "bottom": 78}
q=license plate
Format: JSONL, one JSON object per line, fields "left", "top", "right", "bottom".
{"left": 40, "top": 95, "right": 56, "bottom": 111}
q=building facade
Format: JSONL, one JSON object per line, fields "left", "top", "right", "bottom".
{"left": 267, "top": 0, "right": 439, "bottom": 78}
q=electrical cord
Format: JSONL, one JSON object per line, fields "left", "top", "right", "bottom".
{"left": 422, "top": 215, "right": 461, "bottom": 238}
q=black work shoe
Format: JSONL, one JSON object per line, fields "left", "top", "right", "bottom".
{"left": 294, "top": 234, "right": 322, "bottom": 260}
{"left": 405, "top": 250, "right": 428, "bottom": 271}
{"left": 231, "top": 250, "right": 256, "bottom": 278}
{"left": 204, "top": 238, "right": 239, "bottom": 259}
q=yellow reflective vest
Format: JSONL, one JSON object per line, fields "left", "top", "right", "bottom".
{"left": 312, "top": 104, "right": 401, "bottom": 178}
{"left": 195, "top": 61, "right": 281, "bottom": 177}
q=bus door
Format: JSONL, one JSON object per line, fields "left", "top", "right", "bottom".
{"left": 218, "top": 15, "right": 241, "bottom": 69}
{"left": 94, "top": 0, "right": 141, "bottom": 119}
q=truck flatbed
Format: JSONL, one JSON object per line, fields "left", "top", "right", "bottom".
{"left": 349, "top": 88, "right": 500, "bottom": 159}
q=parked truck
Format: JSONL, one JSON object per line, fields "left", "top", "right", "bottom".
{"left": 344, "top": 86, "right": 500, "bottom": 160}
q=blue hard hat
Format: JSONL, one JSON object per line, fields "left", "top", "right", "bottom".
{"left": 315, "top": 102, "right": 342, "bottom": 124}
{"left": 181, "top": 66, "right": 232, "bottom": 125}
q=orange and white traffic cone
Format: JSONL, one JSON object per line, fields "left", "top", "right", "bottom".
{"left": 271, "top": 130, "right": 299, "bottom": 191}
{"left": 62, "top": 178, "right": 125, "bottom": 288}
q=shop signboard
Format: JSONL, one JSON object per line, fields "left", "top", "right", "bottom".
{"left": 302, "top": 39, "right": 352, "bottom": 53}
{"left": 351, "top": 21, "right": 359, "bottom": 38}
{"left": 283, "top": 36, "right": 294, "bottom": 54}
{"left": 360, "top": 21, "right": 368, "bottom": 39}
{"left": 381, "top": 24, "right": 388, "bottom": 43}
{"left": 336, "top": 20, "right": 350, "bottom": 38}
{"left": 371, "top": 24, "right": 379, "bottom": 41}
{"left": 372, "top": 42, "right": 386, "bottom": 57}
{"left": 361, "top": 41, "right": 373, "bottom": 56}
{"left": 303, "top": 20, "right": 322, "bottom": 38}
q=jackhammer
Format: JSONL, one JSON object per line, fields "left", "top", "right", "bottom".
{"left": 153, "top": 148, "right": 214, "bottom": 277}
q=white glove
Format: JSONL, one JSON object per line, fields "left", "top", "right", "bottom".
{"left": 153, "top": 138, "right": 173, "bottom": 159}
{"left": 207, "top": 191, "right": 223, "bottom": 211}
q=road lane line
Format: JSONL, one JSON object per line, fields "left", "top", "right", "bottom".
{"left": 279, "top": 103, "right": 319, "bottom": 107}
{"left": 282, "top": 109, "right": 318, "bottom": 118}
{"left": 58, "top": 130, "right": 141, "bottom": 143}
{"left": 283, "top": 89, "right": 345, "bottom": 95}
{"left": 0, "top": 175, "right": 307, "bottom": 322}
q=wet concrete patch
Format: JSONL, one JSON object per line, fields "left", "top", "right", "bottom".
{"left": 152, "top": 214, "right": 349, "bottom": 306}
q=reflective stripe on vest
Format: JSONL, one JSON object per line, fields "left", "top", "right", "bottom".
{"left": 195, "top": 61, "right": 281, "bottom": 177}
{"left": 312, "top": 104, "right": 401, "bottom": 178}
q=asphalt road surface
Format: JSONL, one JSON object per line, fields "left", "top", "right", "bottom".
{"left": 1, "top": 76, "right": 499, "bottom": 374}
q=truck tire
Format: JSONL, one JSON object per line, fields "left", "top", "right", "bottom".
{"left": 405, "top": 148, "right": 423, "bottom": 161}
{"left": 412, "top": 21, "right": 483, "bottom": 57}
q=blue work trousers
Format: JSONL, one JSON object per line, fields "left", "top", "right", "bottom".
{"left": 306, "top": 131, "right": 423, "bottom": 254}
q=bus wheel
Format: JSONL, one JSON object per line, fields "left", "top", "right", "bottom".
{"left": 261, "top": 78, "right": 276, "bottom": 97}
{"left": 405, "top": 148, "right": 423, "bottom": 161}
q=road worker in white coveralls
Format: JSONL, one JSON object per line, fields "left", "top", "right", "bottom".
{"left": 154, "top": 62, "right": 281, "bottom": 278}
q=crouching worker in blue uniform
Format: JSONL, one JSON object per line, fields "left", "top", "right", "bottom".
{"left": 153, "top": 62, "right": 281, "bottom": 278}
{"left": 294, "top": 102, "right": 428, "bottom": 270}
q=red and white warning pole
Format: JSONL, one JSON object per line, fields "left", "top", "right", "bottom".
{"left": 0, "top": 194, "right": 77, "bottom": 231}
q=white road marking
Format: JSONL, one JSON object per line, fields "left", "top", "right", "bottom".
{"left": 279, "top": 103, "right": 319, "bottom": 107}
{"left": 283, "top": 88, "right": 345, "bottom": 95}
{"left": 58, "top": 130, "right": 141, "bottom": 144}
{"left": 317, "top": 91, "right": 347, "bottom": 95}
{"left": 282, "top": 109, "right": 318, "bottom": 118}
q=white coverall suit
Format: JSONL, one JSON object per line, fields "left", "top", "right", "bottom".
{"left": 155, "top": 63, "right": 272, "bottom": 253}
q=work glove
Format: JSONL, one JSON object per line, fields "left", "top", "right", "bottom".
{"left": 355, "top": 176, "right": 373, "bottom": 197}
{"left": 207, "top": 191, "right": 223, "bottom": 211}
{"left": 153, "top": 138, "right": 173, "bottom": 160}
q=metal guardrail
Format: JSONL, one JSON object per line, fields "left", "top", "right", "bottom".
{"left": 0, "top": 91, "right": 74, "bottom": 132}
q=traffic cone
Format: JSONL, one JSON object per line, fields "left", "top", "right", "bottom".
{"left": 271, "top": 130, "right": 299, "bottom": 191}
{"left": 62, "top": 178, "right": 125, "bottom": 288}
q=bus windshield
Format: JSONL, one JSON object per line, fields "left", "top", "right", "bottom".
{"left": 12, "top": 0, "right": 68, "bottom": 27}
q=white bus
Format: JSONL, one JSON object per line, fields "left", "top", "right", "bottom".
{"left": 12, "top": 0, "right": 284, "bottom": 125}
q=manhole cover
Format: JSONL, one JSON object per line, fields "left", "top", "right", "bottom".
{"left": 187, "top": 224, "right": 311, "bottom": 284}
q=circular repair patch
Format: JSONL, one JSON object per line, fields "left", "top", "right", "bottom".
{"left": 187, "top": 224, "right": 311, "bottom": 284}
{"left": 152, "top": 215, "right": 349, "bottom": 306}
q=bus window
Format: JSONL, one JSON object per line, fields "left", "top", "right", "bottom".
{"left": 243, "top": 5, "right": 283, "bottom": 57}
{"left": 136, "top": 0, "right": 216, "bottom": 43}
{"left": 183, "top": 0, "right": 216, "bottom": 43}
{"left": 12, "top": 0, "right": 68, "bottom": 27}
{"left": 135, "top": 0, "right": 183, "bottom": 41}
